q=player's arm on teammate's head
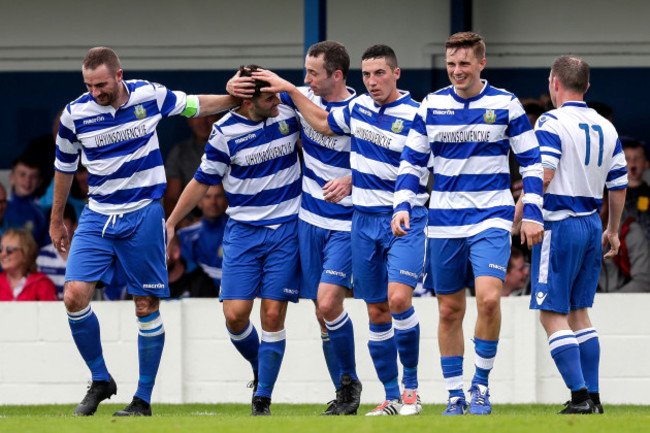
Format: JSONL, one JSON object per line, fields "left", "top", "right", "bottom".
{"left": 252, "top": 68, "right": 334, "bottom": 136}
{"left": 194, "top": 94, "right": 240, "bottom": 117}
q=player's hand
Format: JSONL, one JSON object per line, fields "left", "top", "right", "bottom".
{"left": 391, "top": 212, "right": 410, "bottom": 237}
{"left": 602, "top": 230, "right": 620, "bottom": 259}
{"left": 323, "top": 176, "right": 351, "bottom": 203}
{"left": 520, "top": 221, "right": 544, "bottom": 249}
{"left": 226, "top": 70, "right": 256, "bottom": 99}
{"left": 252, "top": 69, "right": 295, "bottom": 94}
{"left": 49, "top": 220, "right": 70, "bottom": 254}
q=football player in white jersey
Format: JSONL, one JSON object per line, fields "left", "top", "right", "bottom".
{"left": 252, "top": 45, "right": 427, "bottom": 417}
{"left": 50, "top": 47, "right": 237, "bottom": 417}
{"left": 519, "top": 55, "right": 627, "bottom": 414}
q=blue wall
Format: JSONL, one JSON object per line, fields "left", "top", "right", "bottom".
{"left": 2, "top": 67, "right": 647, "bottom": 169}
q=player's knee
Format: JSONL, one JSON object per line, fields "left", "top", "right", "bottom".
{"left": 134, "top": 296, "right": 159, "bottom": 317}
{"left": 438, "top": 302, "right": 464, "bottom": 325}
{"left": 367, "top": 303, "right": 391, "bottom": 324}
{"left": 478, "top": 294, "right": 500, "bottom": 319}
{"left": 388, "top": 291, "right": 411, "bottom": 313}
{"left": 63, "top": 282, "right": 90, "bottom": 312}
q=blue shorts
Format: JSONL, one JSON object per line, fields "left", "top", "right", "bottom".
{"left": 299, "top": 220, "right": 352, "bottom": 300}
{"left": 530, "top": 214, "right": 601, "bottom": 313}
{"left": 220, "top": 219, "right": 300, "bottom": 302}
{"left": 352, "top": 207, "right": 427, "bottom": 303}
{"left": 66, "top": 202, "right": 169, "bottom": 298}
{"left": 429, "top": 228, "right": 511, "bottom": 295}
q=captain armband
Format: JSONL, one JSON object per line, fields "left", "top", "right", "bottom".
{"left": 181, "top": 95, "right": 200, "bottom": 118}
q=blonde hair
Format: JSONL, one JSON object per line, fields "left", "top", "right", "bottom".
{"left": 2, "top": 228, "right": 39, "bottom": 275}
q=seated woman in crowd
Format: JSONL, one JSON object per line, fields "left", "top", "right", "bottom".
{"left": 0, "top": 228, "right": 58, "bottom": 301}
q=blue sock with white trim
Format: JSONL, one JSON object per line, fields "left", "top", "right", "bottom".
{"left": 325, "top": 310, "right": 357, "bottom": 382}
{"left": 575, "top": 328, "right": 600, "bottom": 393}
{"left": 227, "top": 322, "right": 260, "bottom": 376}
{"left": 367, "top": 322, "right": 400, "bottom": 401}
{"left": 472, "top": 337, "right": 498, "bottom": 387}
{"left": 135, "top": 311, "right": 165, "bottom": 403}
{"left": 441, "top": 356, "right": 465, "bottom": 399}
{"left": 392, "top": 306, "right": 420, "bottom": 389}
{"left": 255, "top": 329, "right": 286, "bottom": 399}
{"left": 549, "top": 330, "right": 585, "bottom": 391}
{"left": 68, "top": 306, "right": 110, "bottom": 382}
{"left": 321, "top": 331, "right": 341, "bottom": 389}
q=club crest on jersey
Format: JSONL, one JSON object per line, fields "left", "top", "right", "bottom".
{"left": 134, "top": 104, "right": 147, "bottom": 119}
{"left": 483, "top": 109, "right": 496, "bottom": 124}
{"left": 278, "top": 120, "right": 290, "bottom": 135}
{"left": 391, "top": 119, "right": 404, "bottom": 133}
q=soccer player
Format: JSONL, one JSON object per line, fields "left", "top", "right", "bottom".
{"left": 254, "top": 44, "right": 428, "bottom": 416}
{"left": 523, "top": 55, "right": 627, "bottom": 414}
{"left": 229, "top": 41, "right": 361, "bottom": 416}
{"left": 49, "top": 46, "right": 237, "bottom": 416}
{"left": 393, "top": 32, "right": 544, "bottom": 415}
{"left": 166, "top": 65, "right": 301, "bottom": 416}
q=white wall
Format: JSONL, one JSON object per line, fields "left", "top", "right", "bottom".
{"left": 0, "top": 294, "right": 648, "bottom": 406}
{"left": 2, "top": 0, "right": 649, "bottom": 71}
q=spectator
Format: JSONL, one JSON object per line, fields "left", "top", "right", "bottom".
{"left": 5, "top": 155, "right": 48, "bottom": 246}
{"left": 166, "top": 234, "right": 218, "bottom": 298}
{"left": 21, "top": 109, "right": 62, "bottom": 198}
{"left": 0, "top": 228, "right": 58, "bottom": 301}
{"left": 502, "top": 247, "right": 529, "bottom": 296}
{"left": 177, "top": 184, "right": 227, "bottom": 290}
{"left": 40, "top": 164, "right": 89, "bottom": 220}
{"left": 599, "top": 192, "right": 650, "bottom": 292}
{"left": 622, "top": 140, "right": 650, "bottom": 242}
{"left": 163, "top": 113, "right": 224, "bottom": 217}
{"left": 36, "top": 203, "right": 78, "bottom": 298}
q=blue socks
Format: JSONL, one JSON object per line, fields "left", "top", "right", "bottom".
{"left": 549, "top": 330, "right": 585, "bottom": 391}
{"left": 392, "top": 306, "right": 420, "bottom": 389}
{"left": 441, "top": 356, "right": 465, "bottom": 399}
{"left": 472, "top": 337, "right": 498, "bottom": 387}
{"left": 321, "top": 331, "right": 341, "bottom": 389}
{"left": 135, "top": 311, "right": 165, "bottom": 403}
{"left": 368, "top": 322, "right": 400, "bottom": 400}
{"left": 68, "top": 306, "right": 110, "bottom": 382}
{"left": 575, "top": 328, "right": 600, "bottom": 393}
{"left": 255, "top": 329, "right": 286, "bottom": 398}
{"left": 325, "top": 310, "right": 358, "bottom": 382}
{"left": 227, "top": 321, "right": 260, "bottom": 376}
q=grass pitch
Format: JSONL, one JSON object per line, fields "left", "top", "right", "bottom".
{"left": 1, "top": 403, "right": 649, "bottom": 433}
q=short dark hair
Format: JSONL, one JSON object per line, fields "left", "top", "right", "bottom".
{"left": 307, "top": 40, "right": 350, "bottom": 79}
{"left": 361, "top": 44, "right": 398, "bottom": 70}
{"left": 507, "top": 247, "right": 524, "bottom": 273}
{"left": 238, "top": 64, "right": 270, "bottom": 98}
{"left": 83, "top": 47, "right": 121, "bottom": 74}
{"left": 446, "top": 32, "right": 486, "bottom": 60}
{"left": 551, "top": 55, "right": 590, "bottom": 94}
{"left": 622, "top": 139, "right": 648, "bottom": 160}
{"left": 12, "top": 154, "right": 41, "bottom": 173}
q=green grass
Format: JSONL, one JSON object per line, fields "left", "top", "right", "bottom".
{"left": 1, "top": 404, "right": 649, "bottom": 433}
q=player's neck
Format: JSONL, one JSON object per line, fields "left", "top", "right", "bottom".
{"left": 236, "top": 106, "right": 265, "bottom": 123}
{"left": 323, "top": 84, "right": 352, "bottom": 103}
{"left": 111, "top": 82, "right": 129, "bottom": 110}
{"left": 556, "top": 91, "right": 584, "bottom": 107}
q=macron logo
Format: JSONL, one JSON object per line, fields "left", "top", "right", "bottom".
{"left": 83, "top": 115, "right": 105, "bottom": 125}
{"left": 325, "top": 270, "right": 347, "bottom": 278}
{"left": 489, "top": 263, "right": 506, "bottom": 272}
{"left": 143, "top": 283, "right": 165, "bottom": 289}
{"left": 358, "top": 107, "right": 373, "bottom": 117}
{"left": 432, "top": 109, "right": 454, "bottom": 116}
{"left": 235, "top": 133, "right": 257, "bottom": 144}
{"left": 535, "top": 292, "right": 547, "bottom": 306}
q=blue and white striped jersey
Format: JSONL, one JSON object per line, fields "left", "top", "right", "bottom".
{"left": 194, "top": 105, "right": 301, "bottom": 227}
{"left": 535, "top": 101, "right": 627, "bottom": 221}
{"left": 395, "top": 81, "right": 544, "bottom": 238}
{"left": 328, "top": 91, "right": 426, "bottom": 213}
{"left": 56, "top": 80, "right": 195, "bottom": 215}
{"left": 281, "top": 87, "right": 356, "bottom": 231}
{"left": 36, "top": 244, "right": 65, "bottom": 298}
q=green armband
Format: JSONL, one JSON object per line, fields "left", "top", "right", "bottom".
{"left": 181, "top": 95, "right": 200, "bottom": 118}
